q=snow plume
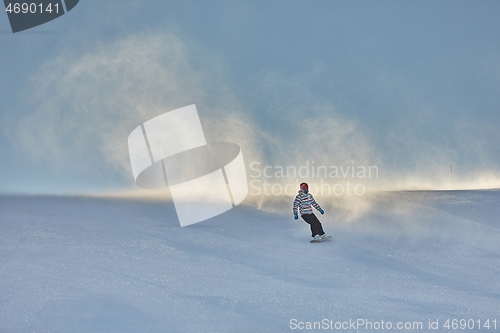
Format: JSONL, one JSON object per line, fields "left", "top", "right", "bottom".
{"left": 239, "top": 69, "right": 383, "bottom": 219}
{"left": 9, "top": 29, "right": 500, "bottom": 216}
{"left": 238, "top": 68, "right": 500, "bottom": 220}
{"left": 264, "top": 69, "right": 500, "bottom": 188}
{"left": 250, "top": 67, "right": 379, "bottom": 169}
{"left": 11, "top": 30, "right": 380, "bottom": 221}
{"left": 12, "top": 31, "right": 262, "bottom": 185}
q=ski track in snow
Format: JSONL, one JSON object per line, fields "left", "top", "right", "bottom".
{"left": 0, "top": 190, "right": 499, "bottom": 332}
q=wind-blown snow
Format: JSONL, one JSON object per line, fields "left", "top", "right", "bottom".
{"left": 0, "top": 190, "right": 499, "bottom": 332}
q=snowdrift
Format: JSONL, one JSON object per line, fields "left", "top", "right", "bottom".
{"left": 0, "top": 190, "right": 499, "bottom": 332}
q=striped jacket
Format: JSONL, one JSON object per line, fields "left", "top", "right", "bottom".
{"left": 293, "top": 190, "right": 322, "bottom": 216}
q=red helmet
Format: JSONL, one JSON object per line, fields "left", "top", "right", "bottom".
{"left": 300, "top": 182, "right": 308, "bottom": 191}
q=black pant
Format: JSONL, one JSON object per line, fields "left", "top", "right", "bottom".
{"left": 301, "top": 213, "right": 325, "bottom": 237}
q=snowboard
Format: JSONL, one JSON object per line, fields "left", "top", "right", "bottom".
{"left": 310, "top": 235, "right": 332, "bottom": 243}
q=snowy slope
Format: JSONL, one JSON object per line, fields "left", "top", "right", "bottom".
{"left": 0, "top": 191, "right": 499, "bottom": 332}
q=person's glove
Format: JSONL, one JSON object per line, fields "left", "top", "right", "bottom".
{"left": 319, "top": 208, "right": 324, "bottom": 215}
{"left": 294, "top": 213, "right": 298, "bottom": 220}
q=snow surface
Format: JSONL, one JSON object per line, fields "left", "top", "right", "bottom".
{"left": 0, "top": 190, "right": 499, "bottom": 332}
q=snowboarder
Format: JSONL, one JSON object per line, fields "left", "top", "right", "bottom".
{"left": 293, "top": 182, "right": 329, "bottom": 241}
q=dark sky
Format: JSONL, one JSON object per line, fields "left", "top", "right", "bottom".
{"left": 1, "top": 0, "right": 500, "bottom": 194}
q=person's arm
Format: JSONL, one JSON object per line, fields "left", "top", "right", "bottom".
{"left": 293, "top": 196, "right": 300, "bottom": 219}
{"left": 311, "top": 195, "right": 324, "bottom": 214}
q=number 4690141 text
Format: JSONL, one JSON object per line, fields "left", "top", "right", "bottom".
{"left": 5, "top": 2, "right": 59, "bottom": 14}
